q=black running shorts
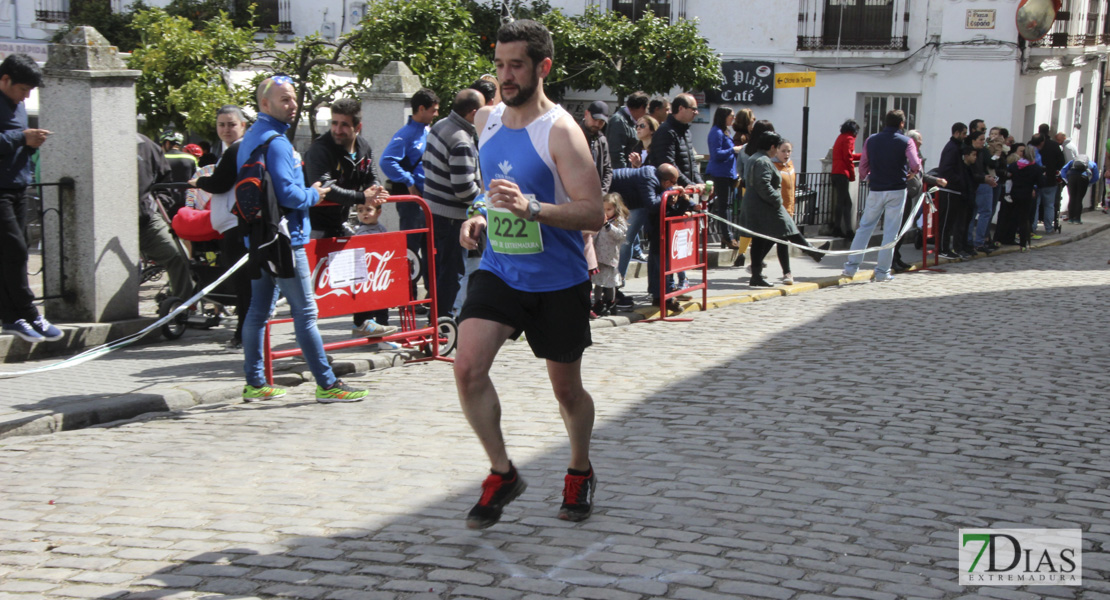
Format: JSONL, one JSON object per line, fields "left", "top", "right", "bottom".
{"left": 459, "top": 269, "right": 592, "bottom": 363}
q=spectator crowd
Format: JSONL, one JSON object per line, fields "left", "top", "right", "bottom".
{"left": 2, "top": 50, "right": 1108, "bottom": 347}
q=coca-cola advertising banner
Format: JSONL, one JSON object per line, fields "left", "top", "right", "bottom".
{"left": 306, "top": 233, "right": 410, "bottom": 319}
{"left": 666, "top": 219, "right": 699, "bottom": 271}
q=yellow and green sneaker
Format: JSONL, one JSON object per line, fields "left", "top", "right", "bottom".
{"left": 242, "top": 384, "right": 286, "bottom": 401}
{"left": 316, "top": 380, "right": 369, "bottom": 404}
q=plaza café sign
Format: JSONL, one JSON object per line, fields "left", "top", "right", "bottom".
{"left": 707, "top": 61, "right": 774, "bottom": 105}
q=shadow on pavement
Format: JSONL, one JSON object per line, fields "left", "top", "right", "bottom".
{"left": 53, "top": 282, "right": 1110, "bottom": 599}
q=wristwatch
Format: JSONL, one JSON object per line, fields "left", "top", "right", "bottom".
{"left": 527, "top": 197, "right": 542, "bottom": 221}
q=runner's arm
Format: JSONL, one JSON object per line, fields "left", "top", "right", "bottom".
{"left": 533, "top": 115, "right": 604, "bottom": 231}
{"left": 486, "top": 115, "right": 603, "bottom": 232}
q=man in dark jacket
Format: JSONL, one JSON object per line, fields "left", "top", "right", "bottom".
{"left": 648, "top": 93, "right": 704, "bottom": 190}
{"left": 939, "top": 145, "right": 980, "bottom": 260}
{"left": 965, "top": 130, "right": 999, "bottom": 253}
{"left": 0, "top": 53, "right": 62, "bottom": 342}
{"left": 1036, "top": 123, "right": 1065, "bottom": 233}
{"left": 582, "top": 101, "right": 612, "bottom": 194}
{"left": 606, "top": 91, "right": 647, "bottom": 169}
{"left": 304, "top": 98, "right": 388, "bottom": 239}
{"left": 138, "top": 132, "right": 193, "bottom": 302}
{"left": 303, "top": 97, "right": 396, "bottom": 338}
{"left": 935, "top": 122, "right": 968, "bottom": 258}
{"left": 609, "top": 163, "right": 680, "bottom": 312}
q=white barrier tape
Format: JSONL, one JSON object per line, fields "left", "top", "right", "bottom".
{"left": 704, "top": 189, "right": 931, "bottom": 256}
{"left": 0, "top": 254, "right": 249, "bottom": 379}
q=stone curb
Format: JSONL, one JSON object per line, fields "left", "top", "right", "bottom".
{"left": 3, "top": 222, "right": 1106, "bottom": 440}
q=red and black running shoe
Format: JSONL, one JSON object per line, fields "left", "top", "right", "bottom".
{"left": 557, "top": 467, "right": 597, "bottom": 522}
{"left": 466, "top": 466, "right": 527, "bottom": 530}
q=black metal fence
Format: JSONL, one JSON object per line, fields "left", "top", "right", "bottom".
{"left": 790, "top": 172, "right": 870, "bottom": 228}
{"left": 26, "top": 180, "right": 73, "bottom": 302}
{"left": 793, "top": 172, "right": 834, "bottom": 227}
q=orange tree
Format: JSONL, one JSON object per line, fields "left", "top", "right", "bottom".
{"left": 345, "top": 0, "right": 492, "bottom": 116}
{"left": 540, "top": 7, "right": 720, "bottom": 103}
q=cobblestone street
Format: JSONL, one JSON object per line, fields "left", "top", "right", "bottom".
{"left": 2, "top": 231, "right": 1109, "bottom": 599}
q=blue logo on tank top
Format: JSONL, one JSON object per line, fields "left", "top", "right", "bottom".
{"left": 478, "top": 124, "right": 587, "bottom": 293}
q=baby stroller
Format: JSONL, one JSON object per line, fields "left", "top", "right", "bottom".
{"left": 150, "top": 181, "right": 241, "bottom": 340}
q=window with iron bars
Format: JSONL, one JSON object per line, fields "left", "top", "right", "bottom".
{"left": 798, "top": 0, "right": 910, "bottom": 51}
{"left": 255, "top": 0, "right": 293, "bottom": 35}
{"left": 1105, "top": 2, "right": 1110, "bottom": 45}
{"left": 35, "top": 0, "right": 70, "bottom": 24}
{"left": 612, "top": 0, "right": 671, "bottom": 22}
{"left": 860, "top": 93, "right": 918, "bottom": 143}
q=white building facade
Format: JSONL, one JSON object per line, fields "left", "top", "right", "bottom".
{"left": 4, "top": 0, "right": 1108, "bottom": 172}
{"left": 1, "top": 0, "right": 367, "bottom": 51}
{"left": 553, "top": 0, "right": 1110, "bottom": 174}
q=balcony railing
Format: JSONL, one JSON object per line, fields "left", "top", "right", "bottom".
{"left": 1030, "top": 33, "right": 1105, "bottom": 48}
{"left": 797, "top": 0, "right": 911, "bottom": 52}
{"left": 797, "top": 36, "right": 907, "bottom": 51}
{"left": 35, "top": 0, "right": 69, "bottom": 23}
{"left": 1028, "top": 6, "right": 1110, "bottom": 49}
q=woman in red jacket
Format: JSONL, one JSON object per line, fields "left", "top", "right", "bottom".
{"left": 831, "top": 119, "right": 861, "bottom": 239}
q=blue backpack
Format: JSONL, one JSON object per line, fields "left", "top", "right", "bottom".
{"left": 233, "top": 132, "right": 280, "bottom": 223}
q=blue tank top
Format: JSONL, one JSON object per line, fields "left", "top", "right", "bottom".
{"left": 477, "top": 103, "right": 587, "bottom": 292}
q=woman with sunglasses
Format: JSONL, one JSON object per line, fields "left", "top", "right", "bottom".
{"left": 628, "top": 115, "right": 658, "bottom": 168}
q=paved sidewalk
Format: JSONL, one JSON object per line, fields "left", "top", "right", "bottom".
{"left": 1, "top": 211, "right": 1108, "bottom": 439}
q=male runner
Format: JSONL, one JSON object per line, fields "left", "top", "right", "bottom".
{"left": 455, "top": 19, "right": 605, "bottom": 529}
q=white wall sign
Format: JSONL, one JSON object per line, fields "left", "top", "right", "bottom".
{"left": 966, "top": 9, "right": 996, "bottom": 29}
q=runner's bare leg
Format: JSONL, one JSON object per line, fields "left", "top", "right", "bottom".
{"left": 547, "top": 358, "right": 594, "bottom": 472}
{"left": 455, "top": 317, "right": 516, "bottom": 473}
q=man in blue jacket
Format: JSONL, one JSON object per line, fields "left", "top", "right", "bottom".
{"left": 380, "top": 88, "right": 438, "bottom": 304}
{"left": 609, "top": 163, "right": 680, "bottom": 312}
{"left": 237, "top": 75, "right": 369, "bottom": 404}
{"left": 0, "top": 54, "right": 62, "bottom": 343}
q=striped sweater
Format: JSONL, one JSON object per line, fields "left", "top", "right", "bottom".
{"left": 422, "top": 111, "right": 481, "bottom": 219}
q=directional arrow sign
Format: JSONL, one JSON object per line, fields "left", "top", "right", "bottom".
{"left": 775, "top": 72, "right": 816, "bottom": 89}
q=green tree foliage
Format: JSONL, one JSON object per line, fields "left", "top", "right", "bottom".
{"left": 253, "top": 35, "right": 366, "bottom": 140}
{"left": 346, "top": 0, "right": 492, "bottom": 116}
{"left": 55, "top": 0, "right": 254, "bottom": 53}
{"left": 161, "top": 0, "right": 255, "bottom": 29}
{"left": 462, "top": 0, "right": 552, "bottom": 61}
{"left": 127, "top": 8, "right": 256, "bottom": 139}
{"left": 53, "top": 0, "right": 147, "bottom": 52}
{"left": 540, "top": 8, "right": 721, "bottom": 103}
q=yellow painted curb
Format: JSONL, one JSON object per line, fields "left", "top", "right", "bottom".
{"left": 625, "top": 220, "right": 1110, "bottom": 322}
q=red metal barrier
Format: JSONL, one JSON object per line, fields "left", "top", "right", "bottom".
{"left": 263, "top": 195, "right": 453, "bottom": 383}
{"left": 647, "top": 187, "right": 709, "bottom": 323}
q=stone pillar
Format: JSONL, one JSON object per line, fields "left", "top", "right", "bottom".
{"left": 361, "top": 62, "right": 423, "bottom": 230}
{"left": 40, "top": 27, "right": 142, "bottom": 322}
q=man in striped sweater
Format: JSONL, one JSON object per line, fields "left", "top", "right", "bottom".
{"left": 422, "top": 88, "right": 485, "bottom": 318}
